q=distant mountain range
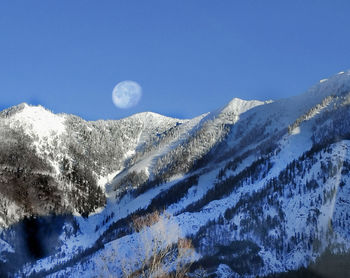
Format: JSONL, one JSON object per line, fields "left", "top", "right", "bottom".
{"left": 1, "top": 70, "right": 350, "bottom": 277}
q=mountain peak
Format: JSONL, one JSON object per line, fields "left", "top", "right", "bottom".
{"left": 5, "top": 103, "right": 66, "bottom": 139}
{"left": 0, "top": 102, "right": 53, "bottom": 118}
{"left": 305, "top": 69, "right": 350, "bottom": 100}
{"left": 221, "top": 97, "right": 268, "bottom": 116}
{"left": 131, "top": 111, "right": 174, "bottom": 120}
{"left": 127, "top": 111, "right": 185, "bottom": 126}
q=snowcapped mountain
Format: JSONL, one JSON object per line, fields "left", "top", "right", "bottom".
{"left": 1, "top": 70, "right": 350, "bottom": 277}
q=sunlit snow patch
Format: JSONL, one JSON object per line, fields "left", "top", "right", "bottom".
{"left": 290, "top": 126, "right": 300, "bottom": 135}
{"left": 11, "top": 104, "right": 66, "bottom": 140}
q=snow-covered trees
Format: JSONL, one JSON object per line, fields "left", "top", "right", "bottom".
{"left": 121, "top": 211, "right": 195, "bottom": 278}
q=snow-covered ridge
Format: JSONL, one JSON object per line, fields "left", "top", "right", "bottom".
{"left": 7, "top": 103, "right": 66, "bottom": 140}
{"left": 126, "top": 111, "right": 184, "bottom": 123}
{"left": 221, "top": 97, "right": 270, "bottom": 115}
{"left": 303, "top": 69, "right": 350, "bottom": 99}
{"left": 0, "top": 96, "right": 266, "bottom": 140}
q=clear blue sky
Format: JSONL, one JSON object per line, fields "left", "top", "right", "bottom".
{"left": 1, "top": 1, "right": 350, "bottom": 120}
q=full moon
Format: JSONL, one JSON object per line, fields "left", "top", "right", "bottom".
{"left": 112, "top": 80, "right": 142, "bottom": 109}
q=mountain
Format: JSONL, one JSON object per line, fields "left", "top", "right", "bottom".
{"left": 1, "top": 71, "right": 350, "bottom": 277}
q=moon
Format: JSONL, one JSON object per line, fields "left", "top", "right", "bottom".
{"left": 112, "top": 80, "right": 142, "bottom": 109}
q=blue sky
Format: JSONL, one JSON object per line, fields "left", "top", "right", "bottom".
{"left": 1, "top": 1, "right": 350, "bottom": 120}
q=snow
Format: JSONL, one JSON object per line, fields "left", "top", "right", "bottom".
{"left": 221, "top": 97, "right": 266, "bottom": 116}
{"left": 0, "top": 238, "right": 14, "bottom": 263}
{"left": 24, "top": 174, "right": 189, "bottom": 276}
{"left": 10, "top": 103, "right": 66, "bottom": 141}
{"left": 110, "top": 113, "right": 205, "bottom": 185}
{"left": 5, "top": 103, "right": 67, "bottom": 176}
{"left": 126, "top": 111, "right": 186, "bottom": 147}
{"left": 98, "top": 170, "right": 122, "bottom": 190}
{"left": 290, "top": 126, "right": 301, "bottom": 135}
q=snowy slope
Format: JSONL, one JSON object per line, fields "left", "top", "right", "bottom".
{"left": 9, "top": 104, "right": 66, "bottom": 142}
